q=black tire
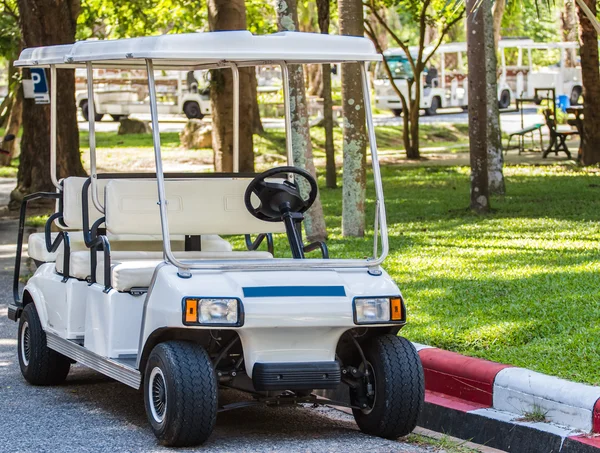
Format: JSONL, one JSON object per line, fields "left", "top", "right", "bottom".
{"left": 110, "top": 114, "right": 127, "bottom": 122}
{"left": 18, "top": 303, "right": 71, "bottom": 386}
{"left": 183, "top": 101, "right": 204, "bottom": 120}
{"left": 570, "top": 86, "right": 582, "bottom": 106}
{"left": 144, "top": 341, "right": 218, "bottom": 447}
{"left": 498, "top": 90, "right": 511, "bottom": 109}
{"left": 425, "top": 96, "right": 440, "bottom": 116}
{"left": 391, "top": 109, "right": 402, "bottom": 117}
{"left": 352, "top": 335, "right": 424, "bottom": 439}
{"left": 80, "top": 100, "right": 104, "bottom": 122}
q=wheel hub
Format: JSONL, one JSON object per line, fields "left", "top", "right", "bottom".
{"left": 149, "top": 367, "right": 167, "bottom": 423}
{"left": 20, "top": 321, "right": 31, "bottom": 367}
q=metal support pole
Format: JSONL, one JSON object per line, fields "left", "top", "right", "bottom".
{"left": 146, "top": 59, "right": 189, "bottom": 275}
{"left": 86, "top": 62, "right": 103, "bottom": 213}
{"left": 280, "top": 62, "right": 294, "bottom": 166}
{"left": 360, "top": 63, "right": 389, "bottom": 263}
{"left": 231, "top": 63, "right": 240, "bottom": 173}
{"left": 50, "top": 65, "right": 60, "bottom": 190}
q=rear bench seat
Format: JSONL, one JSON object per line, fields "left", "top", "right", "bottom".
{"left": 58, "top": 178, "right": 286, "bottom": 292}
{"left": 28, "top": 177, "right": 232, "bottom": 263}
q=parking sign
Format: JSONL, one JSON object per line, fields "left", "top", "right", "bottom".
{"left": 30, "top": 68, "right": 49, "bottom": 104}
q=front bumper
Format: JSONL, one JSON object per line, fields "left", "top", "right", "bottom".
{"left": 252, "top": 361, "right": 341, "bottom": 391}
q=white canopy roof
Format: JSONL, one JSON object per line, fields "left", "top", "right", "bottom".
{"left": 16, "top": 31, "right": 381, "bottom": 69}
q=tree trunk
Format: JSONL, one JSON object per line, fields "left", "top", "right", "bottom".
{"left": 486, "top": 0, "right": 505, "bottom": 194}
{"left": 12, "top": 0, "right": 85, "bottom": 207}
{"left": 467, "top": 0, "right": 490, "bottom": 212}
{"left": 277, "top": 0, "right": 327, "bottom": 242}
{"left": 0, "top": 83, "right": 23, "bottom": 166}
{"left": 492, "top": 0, "right": 505, "bottom": 48}
{"left": 562, "top": 0, "right": 578, "bottom": 67}
{"left": 577, "top": 0, "right": 600, "bottom": 165}
{"left": 207, "top": 0, "right": 255, "bottom": 172}
{"left": 340, "top": 0, "right": 367, "bottom": 237}
{"left": 0, "top": 60, "right": 18, "bottom": 128}
{"left": 317, "top": 0, "right": 336, "bottom": 189}
{"left": 250, "top": 73, "right": 264, "bottom": 135}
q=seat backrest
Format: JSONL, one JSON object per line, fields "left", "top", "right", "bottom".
{"left": 104, "top": 178, "right": 286, "bottom": 236}
{"left": 61, "top": 177, "right": 108, "bottom": 230}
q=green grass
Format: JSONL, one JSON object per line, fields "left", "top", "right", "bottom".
{"left": 254, "top": 124, "right": 470, "bottom": 158}
{"left": 80, "top": 131, "right": 181, "bottom": 149}
{"left": 25, "top": 215, "right": 49, "bottom": 227}
{"left": 293, "top": 165, "right": 599, "bottom": 385}
{"left": 406, "top": 433, "right": 478, "bottom": 452}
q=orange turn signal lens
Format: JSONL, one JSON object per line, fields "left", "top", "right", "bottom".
{"left": 390, "top": 297, "right": 403, "bottom": 321}
{"left": 185, "top": 298, "right": 198, "bottom": 323}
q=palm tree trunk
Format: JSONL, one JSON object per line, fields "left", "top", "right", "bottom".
{"left": 277, "top": 0, "right": 327, "bottom": 241}
{"left": 339, "top": 0, "right": 367, "bottom": 237}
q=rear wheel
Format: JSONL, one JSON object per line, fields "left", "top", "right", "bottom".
{"left": 425, "top": 96, "right": 440, "bottom": 116}
{"left": 144, "top": 341, "right": 218, "bottom": 447}
{"left": 80, "top": 100, "right": 104, "bottom": 122}
{"left": 391, "top": 108, "right": 402, "bottom": 117}
{"left": 570, "top": 86, "right": 582, "bottom": 106}
{"left": 351, "top": 335, "right": 424, "bottom": 439}
{"left": 110, "top": 114, "right": 127, "bottom": 122}
{"left": 18, "top": 303, "right": 71, "bottom": 385}
{"left": 498, "top": 90, "right": 511, "bottom": 109}
{"left": 183, "top": 101, "right": 204, "bottom": 120}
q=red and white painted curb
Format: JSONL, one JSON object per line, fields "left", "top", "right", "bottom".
{"left": 414, "top": 343, "right": 600, "bottom": 450}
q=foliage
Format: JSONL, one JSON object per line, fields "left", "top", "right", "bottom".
{"left": 365, "top": 0, "right": 465, "bottom": 159}
{"left": 77, "top": 0, "right": 207, "bottom": 40}
{"left": 502, "top": 0, "right": 561, "bottom": 44}
{"left": 0, "top": 0, "right": 19, "bottom": 60}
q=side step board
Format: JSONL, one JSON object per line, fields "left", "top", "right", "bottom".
{"left": 46, "top": 332, "right": 141, "bottom": 389}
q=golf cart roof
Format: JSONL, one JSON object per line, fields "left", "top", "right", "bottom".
{"left": 15, "top": 31, "right": 382, "bottom": 69}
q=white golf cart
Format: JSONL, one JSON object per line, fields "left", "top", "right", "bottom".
{"left": 8, "top": 31, "right": 424, "bottom": 447}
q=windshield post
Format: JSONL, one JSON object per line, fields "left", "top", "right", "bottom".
{"left": 145, "top": 58, "right": 189, "bottom": 276}
{"left": 86, "top": 62, "right": 104, "bottom": 213}
{"left": 231, "top": 63, "right": 240, "bottom": 172}
{"left": 279, "top": 62, "right": 294, "bottom": 166}
{"left": 360, "top": 62, "right": 389, "bottom": 265}
{"left": 50, "top": 65, "right": 60, "bottom": 190}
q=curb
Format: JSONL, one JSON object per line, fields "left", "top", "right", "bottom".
{"left": 414, "top": 344, "right": 600, "bottom": 452}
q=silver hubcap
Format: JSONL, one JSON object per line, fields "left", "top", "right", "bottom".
{"left": 149, "top": 367, "right": 167, "bottom": 423}
{"left": 20, "top": 321, "right": 31, "bottom": 367}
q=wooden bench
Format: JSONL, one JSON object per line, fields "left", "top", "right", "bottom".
{"left": 505, "top": 123, "right": 544, "bottom": 155}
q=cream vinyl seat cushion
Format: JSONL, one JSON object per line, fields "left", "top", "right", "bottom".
{"left": 55, "top": 250, "right": 273, "bottom": 291}
{"left": 28, "top": 232, "right": 231, "bottom": 262}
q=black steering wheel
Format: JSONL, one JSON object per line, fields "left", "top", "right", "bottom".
{"left": 244, "top": 166, "right": 318, "bottom": 222}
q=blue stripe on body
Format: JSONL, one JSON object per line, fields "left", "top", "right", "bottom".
{"left": 242, "top": 286, "right": 346, "bottom": 298}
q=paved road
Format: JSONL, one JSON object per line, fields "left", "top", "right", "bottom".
{"left": 0, "top": 219, "right": 440, "bottom": 453}
{"left": 78, "top": 106, "right": 544, "bottom": 136}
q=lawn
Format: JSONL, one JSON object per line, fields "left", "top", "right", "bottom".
{"left": 236, "top": 164, "right": 600, "bottom": 385}
{"left": 27, "top": 128, "right": 600, "bottom": 384}
{"left": 79, "top": 124, "right": 471, "bottom": 173}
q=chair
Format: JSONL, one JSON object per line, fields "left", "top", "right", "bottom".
{"left": 543, "top": 109, "right": 578, "bottom": 159}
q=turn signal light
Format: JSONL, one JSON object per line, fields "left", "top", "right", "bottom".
{"left": 185, "top": 298, "right": 198, "bottom": 323}
{"left": 390, "top": 297, "right": 403, "bottom": 321}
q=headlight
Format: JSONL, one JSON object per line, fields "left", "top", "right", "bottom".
{"left": 354, "top": 296, "right": 404, "bottom": 324}
{"left": 183, "top": 298, "right": 242, "bottom": 326}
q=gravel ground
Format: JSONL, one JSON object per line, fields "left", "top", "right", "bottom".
{"left": 0, "top": 219, "right": 443, "bottom": 453}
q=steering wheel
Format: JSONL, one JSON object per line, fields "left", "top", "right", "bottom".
{"left": 244, "top": 166, "right": 318, "bottom": 222}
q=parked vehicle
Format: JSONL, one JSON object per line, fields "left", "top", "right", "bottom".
{"left": 10, "top": 31, "right": 424, "bottom": 447}
{"left": 76, "top": 70, "right": 211, "bottom": 121}
{"left": 499, "top": 40, "right": 582, "bottom": 105}
{"left": 374, "top": 43, "right": 514, "bottom": 116}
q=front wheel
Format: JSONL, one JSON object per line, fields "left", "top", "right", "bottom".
{"left": 424, "top": 97, "right": 440, "bottom": 116}
{"left": 352, "top": 335, "right": 424, "bottom": 439}
{"left": 18, "top": 303, "right": 71, "bottom": 385}
{"left": 144, "top": 341, "right": 218, "bottom": 447}
{"left": 570, "top": 86, "right": 582, "bottom": 106}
